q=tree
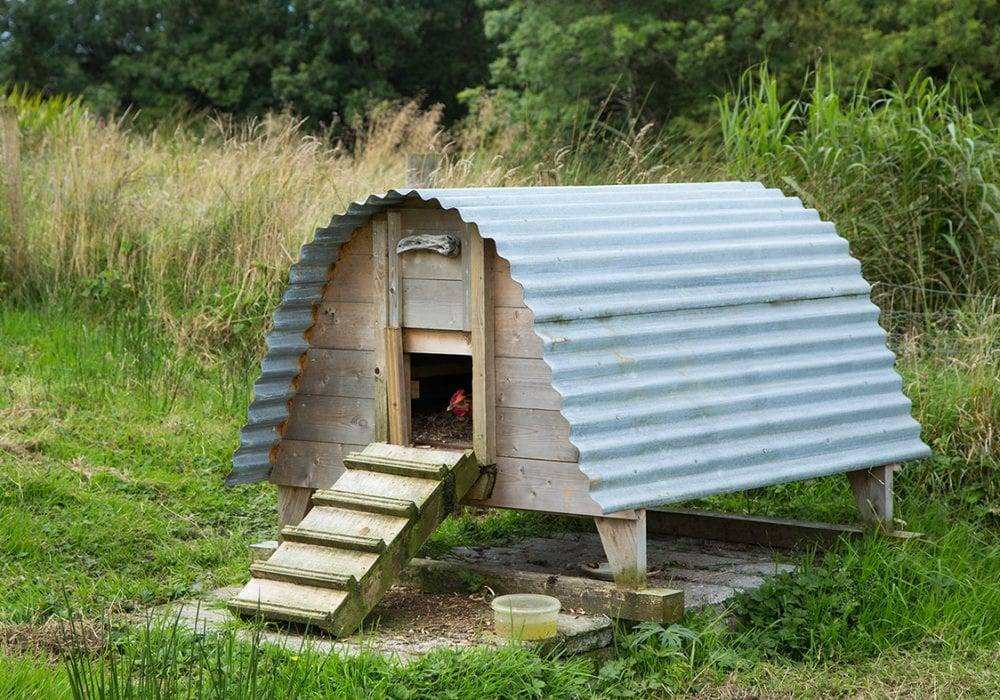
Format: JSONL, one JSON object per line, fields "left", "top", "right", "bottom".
{"left": 0, "top": 0, "right": 492, "bottom": 127}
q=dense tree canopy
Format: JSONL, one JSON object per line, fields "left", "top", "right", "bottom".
{"left": 0, "top": 1, "right": 490, "bottom": 125}
{"left": 2, "top": 1, "right": 999, "bottom": 131}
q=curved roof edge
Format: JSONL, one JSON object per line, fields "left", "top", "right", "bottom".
{"left": 228, "top": 183, "right": 930, "bottom": 516}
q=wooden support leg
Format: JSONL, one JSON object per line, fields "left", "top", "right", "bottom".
{"left": 595, "top": 510, "right": 647, "bottom": 588}
{"left": 847, "top": 465, "right": 895, "bottom": 531}
{"left": 277, "top": 485, "right": 314, "bottom": 529}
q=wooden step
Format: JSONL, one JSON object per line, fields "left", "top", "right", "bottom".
{"left": 230, "top": 446, "right": 478, "bottom": 637}
{"left": 230, "top": 578, "right": 348, "bottom": 627}
{"left": 298, "top": 505, "right": 410, "bottom": 544}
{"left": 312, "top": 489, "right": 418, "bottom": 518}
{"left": 250, "top": 561, "right": 358, "bottom": 590}
{"left": 281, "top": 526, "right": 386, "bottom": 553}
{"left": 343, "top": 453, "right": 449, "bottom": 480}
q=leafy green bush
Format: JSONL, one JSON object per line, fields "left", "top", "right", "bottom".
{"left": 732, "top": 525, "right": 1000, "bottom": 661}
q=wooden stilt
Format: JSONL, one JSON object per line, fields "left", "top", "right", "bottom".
{"left": 595, "top": 510, "right": 647, "bottom": 588}
{"left": 277, "top": 485, "right": 314, "bottom": 529}
{"left": 847, "top": 464, "right": 895, "bottom": 531}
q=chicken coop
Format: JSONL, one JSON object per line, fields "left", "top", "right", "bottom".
{"left": 226, "top": 182, "right": 930, "bottom": 635}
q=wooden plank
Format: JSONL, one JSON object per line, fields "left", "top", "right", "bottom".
{"left": 402, "top": 558, "right": 682, "bottom": 624}
{"left": 493, "top": 254, "right": 530, "bottom": 308}
{"left": 848, "top": 464, "right": 895, "bottom": 531}
{"left": 399, "top": 208, "right": 464, "bottom": 231}
{"left": 495, "top": 272, "right": 527, "bottom": 307}
{"left": 645, "top": 507, "right": 921, "bottom": 549}
{"left": 372, "top": 215, "right": 389, "bottom": 442}
{"left": 284, "top": 395, "right": 376, "bottom": 445}
{"left": 324, "top": 253, "right": 373, "bottom": 302}
{"left": 277, "top": 485, "right": 314, "bottom": 529}
{"left": 461, "top": 230, "right": 473, "bottom": 332}
{"left": 270, "top": 440, "right": 365, "bottom": 488}
{"left": 595, "top": 511, "right": 648, "bottom": 588}
{"left": 496, "top": 407, "right": 578, "bottom": 462}
{"left": 470, "top": 229, "right": 496, "bottom": 464}
{"left": 495, "top": 307, "right": 545, "bottom": 358}
{"left": 298, "top": 349, "right": 375, "bottom": 398}
{"left": 463, "top": 456, "right": 635, "bottom": 519}
{"left": 340, "top": 225, "right": 373, "bottom": 256}
{"left": 496, "top": 357, "right": 561, "bottom": 409}
{"left": 401, "top": 248, "right": 464, "bottom": 281}
{"left": 309, "top": 302, "right": 375, "bottom": 350}
{"left": 385, "top": 328, "right": 411, "bottom": 445}
{"left": 403, "top": 329, "right": 472, "bottom": 356}
{"left": 387, "top": 211, "right": 403, "bottom": 328}
{"left": 400, "top": 278, "right": 466, "bottom": 330}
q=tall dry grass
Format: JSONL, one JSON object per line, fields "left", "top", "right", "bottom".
{"left": 1, "top": 94, "right": 699, "bottom": 355}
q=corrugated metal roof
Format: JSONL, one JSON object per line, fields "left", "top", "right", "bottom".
{"left": 228, "top": 182, "right": 930, "bottom": 513}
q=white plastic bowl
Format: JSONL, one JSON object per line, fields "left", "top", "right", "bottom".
{"left": 491, "top": 594, "right": 561, "bottom": 640}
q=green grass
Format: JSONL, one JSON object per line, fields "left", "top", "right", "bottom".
{"left": 1, "top": 304, "right": 998, "bottom": 698}
{"left": 0, "top": 306, "right": 272, "bottom": 622}
{"left": 2, "top": 71, "right": 999, "bottom": 695}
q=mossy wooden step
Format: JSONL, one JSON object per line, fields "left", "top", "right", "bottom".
{"left": 281, "top": 526, "right": 387, "bottom": 553}
{"left": 230, "top": 446, "right": 478, "bottom": 637}
{"left": 343, "top": 454, "right": 450, "bottom": 479}
{"left": 311, "top": 489, "right": 418, "bottom": 518}
{"left": 250, "top": 561, "right": 359, "bottom": 591}
{"left": 230, "top": 578, "right": 348, "bottom": 627}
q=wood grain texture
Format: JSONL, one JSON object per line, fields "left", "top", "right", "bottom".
{"left": 496, "top": 407, "right": 578, "bottom": 462}
{"left": 385, "top": 328, "right": 411, "bottom": 445}
{"left": 402, "top": 328, "right": 472, "bottom": 355}
{"left": 399, "top": 208, "right": 465, "bottom": 231}
{"left": 277, "top": 485, "right": 314, "bottom": 528}
{"left": 284, "top": 395, "right": 375, "bottom": 446}
{"left": 401, "top": 278, "right": 466, "bottom": 330}
{"left": 271, "top": 440, "right": 366, "bottom": 488}
{"left": 470, "top": 229, "right": 496, "bottom": 464}
{"left": 323, "top": 253, "right": 373, "bottom": 302}
{"left": 495, "top": 307, "right": 545, "bottom": 358}
{"left": 372, "top": 215, "right": 389, "bottom": 442}
{"left": 298, "top": 349, "right": 375, "bottom": 398}
{"left": 847, "top": 464, "right": 895, "bottom": 530}
{"left": 340, "top": 226, "right": 373, "bottom": 256}
{"left": 595, "top": 510, "right": 648, "bottom": 586}
{"left": 387, "top": 211, "right": 403, "bottom": 328}
{"left": 401, "top": 248, "right": 464, "bottom": 281}
{"left": 310, "top": 302, "right": 375, "bottom": 350}
{"left": 461, "top": 456, "right": 638, "bottom": 518}
{"left": 496, "top": 357, "right": 561, "bottom": 409}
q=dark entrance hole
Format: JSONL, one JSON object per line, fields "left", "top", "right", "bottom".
{"left": 409, "top": 353, "right": 472, "bottom": 448}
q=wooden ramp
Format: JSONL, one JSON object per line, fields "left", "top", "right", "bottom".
{"left": 229, "top": 443, "right": 479, "bottom": 636}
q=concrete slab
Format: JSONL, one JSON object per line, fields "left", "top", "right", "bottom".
{"left": 247, "top": 530, "right": 795, "bottom": 615}
{"left": 152, "top": 584, "right": 613, "bottom": 662}
{"left": 192, "top": 530, "right": 795, "bottom": 660}
{"left": 442, "top": 531, "right": 796, "bottom": 611}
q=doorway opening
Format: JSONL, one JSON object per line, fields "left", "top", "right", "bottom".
{"left": 409, "top": 353, "right": 473, "bottom": 448}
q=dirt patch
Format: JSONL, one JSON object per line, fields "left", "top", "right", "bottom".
{"left": 0, "top": 619, "right": 106, "bottom": 659}
{"left": 0, "top": 437, "right": 41, "bottom": 458}
{"left": 359, "top": 586, "right": 493, "bottom": 645}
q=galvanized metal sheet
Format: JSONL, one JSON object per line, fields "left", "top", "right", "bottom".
{"left": 228, "top": 183, "right": 930, "bottom": 514}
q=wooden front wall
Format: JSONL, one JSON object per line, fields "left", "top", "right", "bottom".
{"left": 269, "top": 205, "right": 607, "bottom": 517}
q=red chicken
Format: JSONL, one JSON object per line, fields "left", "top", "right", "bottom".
{"left": 446, "top": 388, "right": 471, "bottom": 418}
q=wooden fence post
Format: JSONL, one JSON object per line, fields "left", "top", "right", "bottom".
{"left": 0, "top": 103, "right": 25, "bottom": 283}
